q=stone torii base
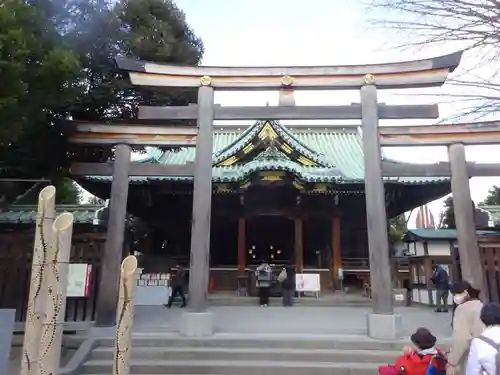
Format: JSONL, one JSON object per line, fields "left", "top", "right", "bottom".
{"left": 180, "top": 311, "right": 214, "bottom": 337}
{"left": 367, "top": 313, "right": 403, "bottom": 340}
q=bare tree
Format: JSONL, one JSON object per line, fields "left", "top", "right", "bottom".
{"left": 367, "top": 0, "right": 500, "bottom": 119}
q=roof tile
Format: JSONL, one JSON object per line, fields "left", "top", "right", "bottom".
{"left": 85, "top": 121, "right": 449, "bottom": 185}
{"left": 0, "top": 205, "right": 105, "bottom": 225}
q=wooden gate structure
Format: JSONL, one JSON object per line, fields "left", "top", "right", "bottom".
{"left": 62, "top": 50, "right": 500, "bottom": 337}
{"left": 379, "top": 122, "right": 500, "bottom": 296}
{"left": 451, "top": 240, "right": 500, "bottom": 303}
{"left": 0, "top": 226, "right": 105, "bottom": 323}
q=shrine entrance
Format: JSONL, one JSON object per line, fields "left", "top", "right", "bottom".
{"left": 246, "top": 215, "right": 294, "bottom": 266}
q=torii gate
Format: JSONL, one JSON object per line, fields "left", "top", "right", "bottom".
{"left": 64, "top": 51, "right": 500, "bottom": 338}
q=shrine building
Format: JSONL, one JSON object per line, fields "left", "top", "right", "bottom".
{"left": 77, "top": 119, "right": 450, "bottom": 292}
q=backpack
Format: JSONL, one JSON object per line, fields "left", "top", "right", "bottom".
{"left": 478, "top": 335, "right": 500, "bottom": 375}
{"left": 424, "top": 352, "right": 447, "bottom": 375}
{"left": 277, "top": 269, "right": 287, "bottom": 283}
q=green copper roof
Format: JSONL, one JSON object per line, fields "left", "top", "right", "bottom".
{"left": 83, "top": 121, "right": 448, "bottom": 185}
{"left": 0, "top": 205, "right": 104, "bottom": 225}
{"left": 405, "top": 228, "right": 500, "bottom": 241}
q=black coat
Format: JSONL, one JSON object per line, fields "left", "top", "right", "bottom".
{"left": 170, "top": 267, "right": 186, "bottom": 288}
{"left": 282, "top": 267, "right": 296, "bottom": 290}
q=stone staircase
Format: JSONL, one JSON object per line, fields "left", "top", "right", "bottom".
{"left": 207, "top": 293, "right": 373, "bottom": 307}
{"left": 78, "top": 334, "right": 447, "bottom": 375}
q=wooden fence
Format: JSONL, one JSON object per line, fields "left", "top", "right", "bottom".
{"left": 451, "top": 242, "right": 500, "bottom": 303}
{"left": 0, "top": 229, "right": 104, "bottom": 322}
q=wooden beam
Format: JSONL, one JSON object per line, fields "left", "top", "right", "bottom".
{"left": 62, "top": 121, "right": 198, "bottom": 146}
{"left": 139, "top": 104, "right": 439, "bottom": 120}
{"left": 332, "top": 217, "right": 342, "bottom": 290}
{"left": 117, "top": 51, "right": 462, "bottom": 90}
{"left": 238, "top": 218, "right": 246, "bottom": 275}
{"left": 70, "top": 162, "right": 195, "bottom": 177}
{"left": 379, "top": 121, "right": 500, "bottom": 146}
{"left": 294, "top": 218, "right": 304, "bottom": 272}
{"left": 382, "top": 162, "right": 500, "bottom": 177}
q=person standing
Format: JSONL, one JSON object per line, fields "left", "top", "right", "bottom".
{"left": 446, "top": 281, "right": 485, "bottom": 375}
{"left": 255, "top": 260, "right": 272, "bottom": 307}
{"left": 466, "top": 302, "right": 500, "bottom": 375}
{"left": 166, "top": 264, "right": 187, "bottom": 308}
{"left": 280, "top": 265, "right": 296, "bottom": 307}
{"left": 431, "top": 264, "right": 450, "bottom": 313}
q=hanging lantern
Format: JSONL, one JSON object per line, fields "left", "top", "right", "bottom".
{"left": 252, "top": 245, "right": 256, "bottom": 250}
{"left": 248, "top": 249, "right": 252, "bottom": 254}
{"left": 252, "top": 254, "right": 256, "bottom": 259}
{"left": 270, "top": 245, "right": 274, "bottom": 250}
{"left": 277, "top": 249, "right": 281, "bottom": 255}
{"left": 270, "top": 254, "right": 275, "bottom": 259}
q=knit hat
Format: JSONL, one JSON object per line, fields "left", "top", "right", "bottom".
{"left": 410, "top": 328, "right": 437, "bottom": 350}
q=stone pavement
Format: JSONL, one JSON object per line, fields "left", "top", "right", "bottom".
{"left": 133, "top": 305, "right": 453, "bottom": 338}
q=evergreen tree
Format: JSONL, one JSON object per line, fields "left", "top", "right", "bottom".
{"left": 482, "top": 186, "right": 500, "bottom": 206}
{"left": 0, "top": 0, "right": 204, "bottom": 207}
{"left": 439, "top": 196, "right": 490, "bottom": 228}
{"left": 439, "top": 197, "right": 455, "bottom": 229}
{"left": 388, "top": 214, "right": 407, "bottom": 246}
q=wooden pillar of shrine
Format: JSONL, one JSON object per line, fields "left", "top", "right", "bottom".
{"left": 448, "top": 143, "right": 486, "bottom": 294}
{"left": 238, "top": 218, "right": 246, "bottom": 274}
{"left": 95, "top": 144, "right": 131, "bottom": 327}
{"left": 331, "top": 217, "right": 342, "bottom": 289}
{"left": 361, "top": 77, "right": 401, "bottom": 338}
{"left": 294, "top": 218, "right": 303, "bottom": 272}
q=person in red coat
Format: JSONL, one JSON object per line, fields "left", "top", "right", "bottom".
{"left": 379, "top": 328, "right": 446, "bottom": 375}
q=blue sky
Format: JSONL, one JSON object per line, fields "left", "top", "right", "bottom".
{"left": 170, "top": 0, "right": 500, "bottom": 221}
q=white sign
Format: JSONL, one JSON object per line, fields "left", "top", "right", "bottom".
{"left": 295, "top": 273, "right": 321, "bottom": 292}
{"left": 395, "top": 294, "right": 405, "bottom": 301}
{"left": 67, "top": 264, "right": 92, "bottom": 297}
{"left": 338, "top": 268, "right": 344, "bottom": 280}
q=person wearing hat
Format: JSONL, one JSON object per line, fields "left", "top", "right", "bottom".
{"left": 447, "top": 281, "right": 485, "bottom": 375}
{"left": 466, "top": 302, "right": 500, "bottom": 375}
{"left": 378, "top": 328, "right": 445, "bottom": 375}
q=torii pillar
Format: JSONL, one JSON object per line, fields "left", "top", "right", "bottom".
{"left": 360, "top": 75, "right": 402, "bottom": 339}
{"left": 180, "top": 83, "right": 215, "bottom": 336}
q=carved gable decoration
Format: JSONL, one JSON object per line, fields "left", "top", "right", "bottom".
{"left": 214, "top": 120, "right": 333, "bottom": 168}
{"left": 253, "top": 146, "right": 289, "bottom": 162}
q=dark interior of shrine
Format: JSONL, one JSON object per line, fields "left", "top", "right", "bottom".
{"left": 245, "top": 216, "right": 294, "bottom": 265}
{"left": 142, "top": 214, "right": 338, "bottom": 269}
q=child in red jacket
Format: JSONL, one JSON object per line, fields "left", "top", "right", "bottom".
{"left": 379, "top": 328, "right": 446, "bottom": 375}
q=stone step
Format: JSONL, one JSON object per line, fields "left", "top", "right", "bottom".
{"left": 82, "top": 359, "right": 380, "bottom": 375}
{"left": 95, "top": 335, "right": 425, "bottom": 351}
{"left": 206, "top": 297, "right": 372, "bottom": 307}
{"left": 89, "top": 346, "right": 399, "bottom": 363}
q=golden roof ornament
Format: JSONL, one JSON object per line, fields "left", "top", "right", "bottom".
{"left": 200, "top": 75, "right": 212, "bottom": 86}
{"left": 363, "top": 74, "right": 375, "bottom": 85}
{"left": 281, "top": 75, "right": 294, "bottom": 86}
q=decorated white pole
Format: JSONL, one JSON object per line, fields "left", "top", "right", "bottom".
{"left": 37, "top": 212, "right": 74, "bottom": 375}
{"left": 20, "top": 186, "right": 56, "bottom": 375}
{"left": 113, "top": 255, "right": 138, "bottom": 375}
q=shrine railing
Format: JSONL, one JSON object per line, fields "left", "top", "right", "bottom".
{"left": 342, "top": 257, "right": 409, "bottom": 272}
